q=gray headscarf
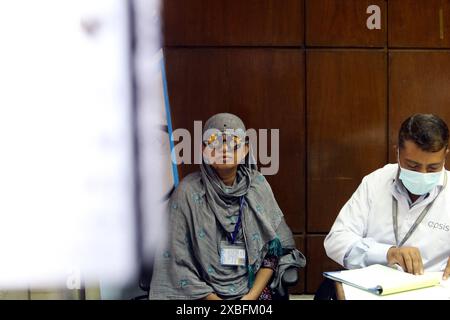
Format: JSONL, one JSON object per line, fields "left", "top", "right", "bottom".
{"left": 149, "top": 113, "right": 303, "bottom": 300}
{"left": 200, "top": 113, "right": 256, "bottom": 235}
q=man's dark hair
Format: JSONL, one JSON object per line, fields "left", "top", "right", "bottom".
{"left": 398, "top": 114, "right": 449, "bottom": 152}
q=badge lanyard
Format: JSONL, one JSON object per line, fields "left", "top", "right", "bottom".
{"left": 227, "top": 196, "right": 245, "bottom": 245}
{"left": 392, "top": 171, "right": 447, "bottom": 247}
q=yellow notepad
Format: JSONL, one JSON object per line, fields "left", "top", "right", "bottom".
{"left": 324, "top": 264, "right": 442, "bottom": 295}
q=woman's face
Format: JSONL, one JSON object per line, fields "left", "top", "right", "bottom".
{"left": 202, "top": 134, "right": 249, "bottom": 171}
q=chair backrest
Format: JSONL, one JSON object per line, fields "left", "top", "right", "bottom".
{"left": 131, "top": 264, "right": 153, "bottom": 299}
{"left": 138, "top": 264, "right": 153, "bottom": 293}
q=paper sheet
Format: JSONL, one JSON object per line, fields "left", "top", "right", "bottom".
{"left": 343, "top": 273, "right": 450, "bottom": 300}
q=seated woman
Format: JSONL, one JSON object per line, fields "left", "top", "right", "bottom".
{"left": 150, "top": 113, "right": 305, "bottom": 300}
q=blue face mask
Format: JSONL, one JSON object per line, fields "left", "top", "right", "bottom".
{"left": 399, "top": 166, "right": 443, "bottom": 195}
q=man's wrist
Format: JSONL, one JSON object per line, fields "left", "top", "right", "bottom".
{"left": 366, "top": 242, "right": 394, "bottom": 265}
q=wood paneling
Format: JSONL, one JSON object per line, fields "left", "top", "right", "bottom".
{"left": 389, "top": 51, "right": 450, "bottom": 161}
{"left": 307, "top": 50, "right": 387, "bottom": 232}
{"left": 389, "top": 0, "right": 450, "bottom": 48}
{"left": 306, "top": 235, "right": 341, "bottom": 294}
{"left": 165, "top": 48, "right": 305, "bottom": 233}
{"left": 163, "top": 1, "right": 450, "bottom": 297}
{"left": 306, "top": 0, "right": 386, "bottom": 47}
{"left": 163, "top": 0, "right": 304, "bottom": 46}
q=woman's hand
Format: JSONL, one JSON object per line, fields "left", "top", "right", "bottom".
{"left": 204, "top": 293, "right": 222, "bottom": 300}
{"left": 240, "top": 293, "right": 258, "bottom": 300}
{"left": 240, "top": 267, "right": 274, "bottom": 300}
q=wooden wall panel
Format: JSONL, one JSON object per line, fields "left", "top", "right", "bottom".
{"left": 165, "top": 48, "right": 305, "bottom": 233}
{"left": 162, "top": 0, "right": 450, "bottom": 297}
{"left": 307, "top": 50, "right": 387, "bottom": 233}
{"left": 389, "top": 0, "right": 450, "bottom": 48}
{"left": 306, "top": 235, "right": 341, "bottom": 294}
{"left": 163, "top": 0, "right": 304, "bottom": 46}
{"left": 389, "top": 51, "right": 450, "bottom": 161}
{"left": 306, "top": 0, "right": 386, "bottom": 47}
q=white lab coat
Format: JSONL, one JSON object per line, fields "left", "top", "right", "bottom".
{"left": 324, "top": 163, "right": 450, "bottom": 271}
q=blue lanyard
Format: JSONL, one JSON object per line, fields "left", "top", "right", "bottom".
{"left": 392, "top": 171, "right": 447, "bottom": 247}
{"left": 227, "top": 196, "right": 245, "bottom": 245}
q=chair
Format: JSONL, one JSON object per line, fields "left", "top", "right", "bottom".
{"left": 272, "top": 266, "right": 300, "bottom": 300}
{"left": 131, "top": 264, "right": 153, "bottom": 300}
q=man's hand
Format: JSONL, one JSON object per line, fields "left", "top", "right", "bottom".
{"left": 387, "top": 246, "right": 424, "bottom": 275}
{"left": 443, "top": 257, "right": 450, "bottom": 280}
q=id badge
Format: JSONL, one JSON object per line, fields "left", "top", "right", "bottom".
{"left": 220, "top": 241, "right": 246, "bottom": 266}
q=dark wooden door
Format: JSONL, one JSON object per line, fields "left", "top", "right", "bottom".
{"left": 164, "top": 0, "right": 304, "bottom": 46}
{"left": 307, "top": 50, "right": 387, "bottom": 233}
{"left": 306, "top": 0, "right": 386, "bottom": 47}
{"left": 389, "top": 51, "right": 450, "bottom": 162}
{"left": 165, "top": 48, "right": 306, "bottom": 233}
{"left": 389, "top": 0, "right": 450, "bottom": 48}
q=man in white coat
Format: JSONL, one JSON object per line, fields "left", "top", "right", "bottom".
{"left": 325, "top": 114, "right": 450, "bottom": 280}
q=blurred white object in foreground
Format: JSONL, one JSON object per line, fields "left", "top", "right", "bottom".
{"left": 134, "top": 0, "right": 172, "bottom": 274}
{"left": 0, "top": 0, "right": 151, "bottom": 288}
